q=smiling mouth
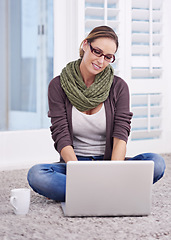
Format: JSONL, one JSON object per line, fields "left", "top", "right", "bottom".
{"left": 92, "top": 63, "right": 101, "bottom": 70}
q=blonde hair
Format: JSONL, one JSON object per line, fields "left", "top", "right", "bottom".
{"left": 79, "top": 26, "right": 119, "bottom": 58}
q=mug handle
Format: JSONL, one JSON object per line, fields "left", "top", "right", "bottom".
{"left": 10, "top": 196, "right": 18, "bottom": 210}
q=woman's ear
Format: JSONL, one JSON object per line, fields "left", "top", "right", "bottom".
{"left": 82, "top": 40, "right": 88, "bottom": 51}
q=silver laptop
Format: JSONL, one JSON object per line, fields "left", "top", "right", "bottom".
{"left": 61, "top": 161, "right": 154, "bottom": 217}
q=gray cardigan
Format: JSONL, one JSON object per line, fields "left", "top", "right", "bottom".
{"left": 48, "top": 75, "right": 133, "bottom": 162}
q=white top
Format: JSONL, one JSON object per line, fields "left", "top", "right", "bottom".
{"left": 72, "top": 103, "right": 106, "bottom": 156}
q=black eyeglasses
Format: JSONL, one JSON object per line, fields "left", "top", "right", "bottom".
{"left": 88, "top": 42, "right": 115, "bottom": 63}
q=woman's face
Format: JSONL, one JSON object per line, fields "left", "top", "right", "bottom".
{"left": 81, "top": 37, "right": 117, "bottom": 76}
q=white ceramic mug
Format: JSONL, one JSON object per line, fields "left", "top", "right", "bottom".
{"left": 10, "top": 188, "right": 30, "bottom": 215}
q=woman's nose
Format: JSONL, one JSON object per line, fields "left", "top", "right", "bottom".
{"left": 97, "top": 55, "right": 105, "bottom": 64}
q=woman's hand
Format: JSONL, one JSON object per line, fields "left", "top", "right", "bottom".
{"left": 61, "top": 146, "right": 78, "bottom": 163}
{"left": 111, "top": 137, "right": 126, "bottom": 161}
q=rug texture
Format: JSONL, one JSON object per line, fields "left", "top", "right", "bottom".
{"left": 0, "top": 154, "right": 171, "bottom": 240}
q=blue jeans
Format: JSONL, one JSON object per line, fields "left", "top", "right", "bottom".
{"left": 27, "top": 153, "right": 166, "bottom": 202}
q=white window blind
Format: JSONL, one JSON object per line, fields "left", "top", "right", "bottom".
{"left": 131, "top": 0, "right": 162, "bottom": 79}
{"left": 130, "top": 0, "right": 163, "bottom": 141}
{"left": 85, "top": 0, "right": 119, "bottom": 32}
{"left": 131, "top": 93, "right": 162, "bottom": 140}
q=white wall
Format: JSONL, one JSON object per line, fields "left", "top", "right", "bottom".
{"left": 53, "top": 0, "right": 84, "bottom": 76}
{"left": 0, "top": 129, "right": 59, "bottom": 171}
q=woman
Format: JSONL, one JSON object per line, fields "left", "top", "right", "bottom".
{"left": 27, "top": 26, "right": 165, "bottom": 202}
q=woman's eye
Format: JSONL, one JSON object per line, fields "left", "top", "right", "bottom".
{"left": 105, "top": 55, "right": 112, "bottom": 60}
{"left": 93, "top": 49, "right": 102, "bottom": 55}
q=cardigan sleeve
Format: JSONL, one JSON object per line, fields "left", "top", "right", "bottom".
{"left": 112, "top": 77, "right": 133, "bottom": 143}
{"left": 48, "top": 76, "right": 72, "bottom": 153}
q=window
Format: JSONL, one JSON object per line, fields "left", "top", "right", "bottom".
{"left": 131, "top": 93, "right": 162, "bottom": 140}
{"left": 130, "top": 0, "right": 163, "bottom": 141}
{"left": 0, "top": 0, "right": 54, "bottom": 131}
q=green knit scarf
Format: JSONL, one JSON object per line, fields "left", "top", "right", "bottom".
{"left": 60, "top": 59, "right": 114, "bottom": 112}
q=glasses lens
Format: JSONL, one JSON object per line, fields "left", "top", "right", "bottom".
{"left": 92, "top": 49, "right": 103, "bottom": 57}
{"left": 104, "top": 56, "right": 113, "bottom": 63}
{"left": 105, "top": 55, "right": 115, "bottom": 63}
